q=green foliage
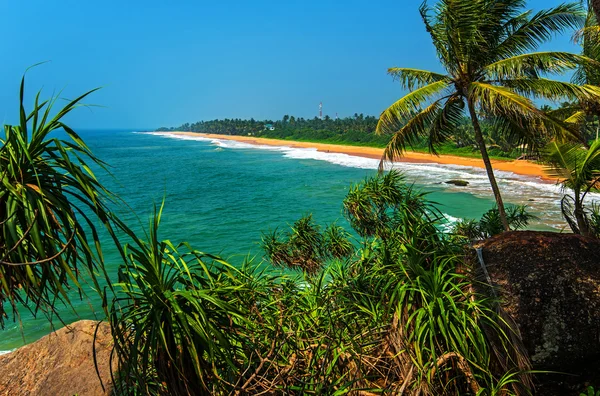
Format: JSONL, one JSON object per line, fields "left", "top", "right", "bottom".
{"left": 158, "top": 114, "right": 532, "bottom": 159}
{"left": 560, "top": 4, "right": 600, "bottom": 143}
{"left": 377, "top": 1, "right": 593, "bottom": 160}
{"left": 453, "top": 205, "right": 537, "bottom": 241}
{"left": 377, "top": 0, "right": 598, "bottom": 231}
{"left": 544, "top": 140, "right": 600, "bottom": 236}
{"left": 247, "top": 173, "right": 531, "bottom": 394}
{"left": 158, "top": 114, "right": 391, "bottom": 147}
{"left": 581, "top": 385, "right": 600, "bottom": 396}
{"left": 545, "top": 140, "right": 600, "bottom": 193}
{"left": 107, "top": 173, "right": 532, "bottom": 395}
{"left": 260, "top": 214, "right": 353, "bottom": 274}
{"left": 323, "top": 223, "right": 354, "bottom": 259}
{"left": 342, "top": 170, "right": 437, "bottom": 240}
{"left": 0, "top": 76, "right": 116, "bottom": 327}
{"left": 109, "top": 203, "right": 249, "bottom": 395}
{"left": 589, "top": 203, "right": 600, "bottom": 236}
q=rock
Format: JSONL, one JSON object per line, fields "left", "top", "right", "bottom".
{"left": 475, "top": 231, "right": 600, "bottom": 395}
{"left": 0, "top": 320, "right": 115, "bottom": 396}
{"left": 445, "top": 179, "right": 469, "bottom": 187}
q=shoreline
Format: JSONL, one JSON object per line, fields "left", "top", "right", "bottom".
{"left": 165, "top": 132, "right": 555, "bottom": 182}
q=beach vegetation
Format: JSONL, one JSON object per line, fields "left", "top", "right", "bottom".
{"left": 260, "top": 214, "right": 353, "bottom": 275}
{"left": 0, "top": 75, "right": 117, "bottom": 328}
{"left": 5, "top": 0, "right": 600, "bottom": 394}
{"left": 103, "top": 172, "right": 532, "bottom": 395}
{"left": 108, "top": 202, "right": 250, "bottom": 395}
{"left": 376, "top": 0, "right": 598, "bottom": 232}
{"left": 544, "top": 140, "right": 600, "bottom": 237}
{"left": 453, "top": 205, "right": 537, "bottom": 241}
{"left": 158, "top": 114, "right": 539, "bottom": 160}
{"left": 246, "top": 173, "right": 532, "bottom": 394}
{"left": 342, "top": 170, "right": 436, "bottom": 240}
{"left": 581, "top": 385, "right": 600, "bottom": 396}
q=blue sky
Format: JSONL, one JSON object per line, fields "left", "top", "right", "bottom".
{"left": 0, "top": 0, "right": 580, "bottom": 129}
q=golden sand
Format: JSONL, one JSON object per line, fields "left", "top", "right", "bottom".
{"left": 169, "top": 132, "right": 556, "bottom": 182}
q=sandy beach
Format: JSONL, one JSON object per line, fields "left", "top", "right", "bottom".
{"left": 169, "top": 132, "right": 555, "bottom": 182}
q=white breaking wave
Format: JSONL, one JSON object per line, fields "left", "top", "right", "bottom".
{"left": 0, "top": 350, "right": 13, "bottom": 356}
{"left": 143, "top": 132, "right": 600, "bottom": 228}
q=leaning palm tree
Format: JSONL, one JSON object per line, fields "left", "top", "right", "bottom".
{"left": 377, "top": 0, "right": 600, "bottom": 231}
{"left": 544, "top": 140, "right": 600, "bottom": 236}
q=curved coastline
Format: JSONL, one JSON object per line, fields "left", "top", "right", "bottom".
{"left": 165, "top": 131, "right": 556, "bottom": 182}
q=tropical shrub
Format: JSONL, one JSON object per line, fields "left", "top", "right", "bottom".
{"left": 108, "top": 204, "right": 249, "bottom": 395}
{"left": 544, "top": 140, "right": 600, "bottom": 237}
{"left": 250, "top": 172, "right": 532, "bottom": 395}
{"left": 0, "top": 76, "right": 116, "bottom": 327}
{"left": 260, "top": 214, "right": 353, "bottom": 274}
{"left": 103, "top": 169, "right": 533, "bottom": 395}
{"left": 581, "top": 385, "right": 600, "bottom": 396}
{"left": 453, "top": 205, "right": 537, "bottom": 241}
{"left": 342, "top": 170, "right": 436, "bottom": 241}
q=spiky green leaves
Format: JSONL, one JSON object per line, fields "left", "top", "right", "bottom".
{"left": 110, "top": 204, "right": 249, "bottom": 395}
{"left": 545, "top": 139, "right": 600, "bottom": 192}
{"left": 453, "top": 205, "right": 537, "bottom": 240}
{"left": 0, "top": 76, "right": 115, "bottom": 328}
{"left": 342, "top": 170, "right": 439, "bottom": 240}
{"left": 261, "top": 215, "right": 353, "bottom": 275}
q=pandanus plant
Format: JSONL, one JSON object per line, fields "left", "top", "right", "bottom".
{"left": 109, "top": 203, "right": 250, "bottom": 395}
{"left": 0, "top": 75, "right": 116, "bottom": 327}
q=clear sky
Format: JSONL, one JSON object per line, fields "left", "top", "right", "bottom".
{"left": 0, "top": 0, "right": 580, "bottom": 129}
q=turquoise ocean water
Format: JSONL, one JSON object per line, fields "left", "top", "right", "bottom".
{"left": 0, "top": 129, "right": 589, "bottom": 351}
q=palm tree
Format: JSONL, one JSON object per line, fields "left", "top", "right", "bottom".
{"left": 377, "top": 0, "right": 599, "bottom": 231}
{"left": 545, "top": 140, "right": 600, "bottom": 236}
{"left": 0, "top": 75, "right": 117, "bottom": 326}
{"left": 551, "top": 2, "right": 600, "bottom": 142}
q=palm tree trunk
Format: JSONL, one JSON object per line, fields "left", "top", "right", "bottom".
{"left": 467, "top": 99, "right": 510, "bottom": 232}
{"left": 574, "top": 189, "right": 592, "bottom": 237}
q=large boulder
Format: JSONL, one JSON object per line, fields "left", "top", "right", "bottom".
{"left": 475, "top": 231, "right": 600, "bottom": 394}
{"left": 0, "top": 320, "right": 114, "bottom": 396}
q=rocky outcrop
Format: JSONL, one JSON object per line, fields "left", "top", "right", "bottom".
{"left": 475, "top": 231, "right": 600, "bottom": 394}
{"left": 444, "top": 179, "right": 469, "bottom": 187}
{"left": 0, "top": 320, "right": 114, "bottom": 396}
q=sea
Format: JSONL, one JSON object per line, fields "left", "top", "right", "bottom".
{"left": 0, "top": 129, "right": 594, "bottom": 352}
